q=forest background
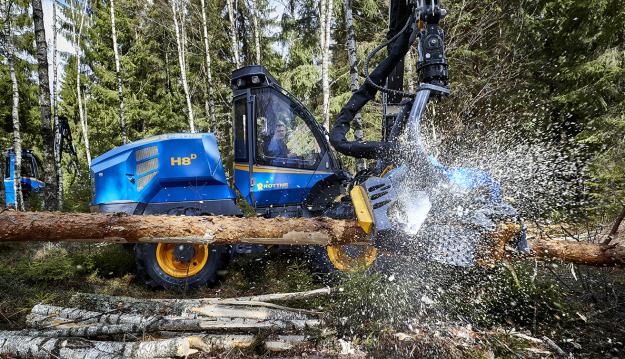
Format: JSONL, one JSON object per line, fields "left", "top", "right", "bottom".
{"left": 0, "top": 0, "right": 623, "bottom": 224}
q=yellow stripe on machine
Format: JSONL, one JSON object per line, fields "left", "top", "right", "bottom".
{"left": 234, "top": 163, "right": 332, "bottom": 175}
{"left": 350, "top": 185, "right": 374, "bottom": 234}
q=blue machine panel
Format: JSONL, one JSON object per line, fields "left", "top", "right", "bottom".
{"left": 91, "top": 133, "right": 236, "bottom": 206}
{"left": 234, "top": 163, "right": 332, "bottom": 207}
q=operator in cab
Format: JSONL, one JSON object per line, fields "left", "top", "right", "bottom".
{"left": 267, "top": 117, "right": 293, "bottom": 159}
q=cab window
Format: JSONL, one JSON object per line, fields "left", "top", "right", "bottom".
{"left": 233, "top": 98, "right": 248, "bottom": 162}
{"left": 21, "top": 155, "right": 35, "bottom": 178}
{"left": 254, "top": 88, "right": 322, "bottom": 170}
{"left": 4, "top": 156, "right": 9, "bottom": 178}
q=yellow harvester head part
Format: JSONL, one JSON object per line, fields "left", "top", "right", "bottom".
{"left": 350, "top": 184, "right": 374, "bottom": 234}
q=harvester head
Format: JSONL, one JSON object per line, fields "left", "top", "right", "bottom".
{"left": 351, "top": 163, "right": 526, "bottom": 267}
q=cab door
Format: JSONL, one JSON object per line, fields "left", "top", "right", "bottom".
{"left": 233, "top": 92, "right": 256, "bottom": 206}
{"left": 249, "top": 87, "right": 332, "bottom": 207}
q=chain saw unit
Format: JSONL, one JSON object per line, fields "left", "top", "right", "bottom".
{"left": 330, "top": 0, "right": 525, "bottom": 266}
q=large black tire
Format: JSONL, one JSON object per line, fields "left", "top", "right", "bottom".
{"left": 135, "top": 243, "right": 226, "bottom": 289}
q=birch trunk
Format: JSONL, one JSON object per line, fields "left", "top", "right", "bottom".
{"left": 7, "top": 28, "right": 24, "bottom": 212}
{"left": 171, "top": 0, "right": 195, "bottom": 133}
{"left": 52, "top": 1, "right": 63, "bottom": 210}
{"left": 0, "top": 332, "right": 304, "bottom": 357}
{"left": 0, "top": 333, "right": 197, "bottom": 359}
{"left": 251, "top": 0, "right": 261, "bottom": 64}
{"left": 226, "top": 0, "right": 241, "bottom": 67}
{"left": 71, "top": 0, "right": 91, "bottom": 167}
{"left": 343, "top": 0, "right": 365, "bottom": 171}
{"left": 200, "top": 0, "right": 216, "bottom": 133}
{"left": 320, "top": 0, "right": 332, "bottom": 132}
{"left": 32, "top": 0, "right": 58, "bottom": 210}
{"left": 70, "top": 288, "right": 331, "bottom": 316}
{"left": 27, "top": 304, "right": 319, "bottom": 332}
{"left": 110, "top": 0, "right": 127, "bottom": 144}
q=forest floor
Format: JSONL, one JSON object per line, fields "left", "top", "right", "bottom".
{"left": 0, "top": 239, "right": 623, "bottom": 358}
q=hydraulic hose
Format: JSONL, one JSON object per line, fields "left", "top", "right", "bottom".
{"left": 329, "top": 14, "right": 416, "bottom": 159}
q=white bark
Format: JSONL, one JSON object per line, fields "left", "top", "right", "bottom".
{"left": 226, "top": 0, "right": 241, "bottom": 67}
{"left": 171, "top": 0, "right": 195, "bottom": 132}
{"left": 28, "top": 304, "right": 319, "bottom": 332}
{"left": 110, "top": 0, "right": 127, "bottom": 144}
{"left": 200, "top": 0, "right": 216, "bottom": 132}
{"left": 320, "top": 0, "right": 332, "bottom": 131}
{"left": 251, "top": 0, "right": 261, "bottom": 64}
{"left": 71, "top": 0, "right": 90, "bottom": 166}
{"left": 0, "top": 332, "right": 306, "bottom": 357}
{"left": 0, "top": 333, "right": 196, "bottom": 359}
{"left": 52, "top": 1, "right": 63, "bottom": 210}
{"left": 190, "top": 304, "right": 312, "bottom": 321}
{"left": 343, "top": 0, "right": 365, "bottom": 171}
{"left": 6, "top": 22, "right": 24, "bottom": 211}
{"left": 71, "top": 288, "right": 332, "bottom": 316}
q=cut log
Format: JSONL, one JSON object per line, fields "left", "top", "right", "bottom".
{"left": 0, "top": 332, "right": 307, "bottom": 357}
{"left": 1, "top": 211, "right": 623, "bottom": 267}
{"left": 190, "top": 304, "right": 313, "bottom": 320}
{"left": 0, "top": 211, "right": 366, "bottom": 245}
{"left": 529, "top": 238, "right": 625, "bottom": 267}
{"left": 71, "top": 288, "right": 331, "bottom": 316}
{"left": 0, "top": 333, "right": 196, "bottom": 359}
{"left": 28, "top": 305, "right": 319, "bottom": 333}
{"left": 12, "top": 323, "right": 145, "bottom": 338}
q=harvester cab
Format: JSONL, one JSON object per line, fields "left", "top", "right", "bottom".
{"left": 230, "top": 66, "right": 347, "bottom": 216}
{"left": 2, "top": 149, "right": 45, "bottom": 209}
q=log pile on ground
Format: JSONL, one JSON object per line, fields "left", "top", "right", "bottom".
{"left": 0, "top": 288, "right": 331, "bottom": 358}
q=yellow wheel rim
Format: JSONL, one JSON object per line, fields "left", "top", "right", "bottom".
{"left": 326, "top": 245, "right": 378, "bottom": 272}
{"left": 156, "top": 243, "right": 209, "bottom": 278}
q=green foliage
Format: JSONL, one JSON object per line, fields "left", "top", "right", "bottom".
{"left": 0, "top": 244, "right": 134, "bottom": 283}
{"left": 440, "top": 261, "right": 568, "bottom": 329}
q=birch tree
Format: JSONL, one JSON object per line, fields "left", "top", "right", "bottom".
{"left": 226, "top": 0, "right": 241, "bottom": 68}
{"left": 110, "top": 0, "right": 127, "bottom": 144}
{"left": 319, "top": 0, "right": 333, "bottom": 131}
{"left": 52, "top": 0, "right": 63, "bottom": 210}
{"left": 199, "top": 0, "right": 216, "bottom": 132}
{"left": 2, "top": 3, "right": 24, "bottom": 211}
{"left": 250, "top": 0, "right": 261, "bottom": 64}
{"left": 70, "top": 0, "right": 91, "bottom": 167}
{"left": 171, "top": 0, "right": 195, "bottom": 133}
{"left": 343, "top": 0, "right": 365, "bottom": 171}
{"left": 32, "top": 0, "right": 58, "bottom": 210}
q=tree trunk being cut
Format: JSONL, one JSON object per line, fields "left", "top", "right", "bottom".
{"left": 0, "top": 211, "right": 366, "bottom": 245}
{"left": 0, "top": 211, "right": 623, "bottom": 266}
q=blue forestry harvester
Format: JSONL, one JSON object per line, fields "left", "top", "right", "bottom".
{"left": 88, "top": 0, "right": 524, "bottom": 288}
{"left": 2, "top": 149, "right": 45, "bottom": 207}
{"left": 3, "top": 117, "right": 77, "bottom": 209}
{"left": 4, "top": 0, "right": 523, "bottom": 288}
